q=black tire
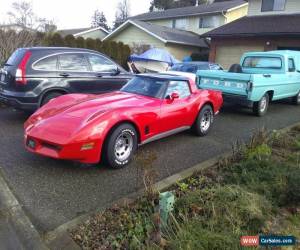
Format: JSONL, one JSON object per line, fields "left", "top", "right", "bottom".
{"left": 103, "top": 123, "right": 138, "bottom": 169}
{"left": 253, "top": 93, "right": 269, "bottom": 117}
{"left": 292, "top": 91, "right": 300, "bottom": 105}
{"left": 192, "top": 104, "right": 214, "bottom": 137}
{"left": 41, "top": 92, "right": 63, "bottom": 107}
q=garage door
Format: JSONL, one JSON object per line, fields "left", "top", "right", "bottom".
{"left": 216, "top": 45, "right": 264, "bottom": 69}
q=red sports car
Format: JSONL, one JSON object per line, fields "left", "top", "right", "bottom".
{"left": 24, "top": 74, "right": 223, "bottom": 168}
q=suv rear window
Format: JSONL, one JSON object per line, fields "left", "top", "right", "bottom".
{"left": 59, "top": 54, "right": 89, "bottom": 71}
{"left": 34, "top": 56, "right": 58, "bottom": 71}
{"left": 5, "top": 49, "right": 26, "bottom": 65}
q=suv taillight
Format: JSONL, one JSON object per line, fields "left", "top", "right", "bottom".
{"left": 15, "top": 51, "right": 31, "bottom": 85}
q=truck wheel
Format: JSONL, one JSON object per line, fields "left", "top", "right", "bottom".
{"left": 192, "top": 105, "right": 213, "bottom": 137}
{"left": 253, "top": 93, "right": 269, "bottom": 117}
{"left": 292, "top": 91, "right": 300, "bottom": 105}
{"left": 103, "top": 123, "right": 138, "bottom": 169}
{"left": 41, "top": 92, "right": 63, "bottom": 107}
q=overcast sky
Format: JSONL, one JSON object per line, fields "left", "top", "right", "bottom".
{"left": 0, "top": 0, "right": 151, "bottom": 29}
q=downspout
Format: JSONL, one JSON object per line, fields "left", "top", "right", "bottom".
{"left": 221, "top": 10, "right": 227, "bottom": 24}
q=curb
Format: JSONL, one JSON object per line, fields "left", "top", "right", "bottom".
{"left": 0, "top": 172, "right": 48, "bottom": 250}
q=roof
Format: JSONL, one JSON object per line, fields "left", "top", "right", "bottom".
{"left": 104, "top": 20, "right": 208, "bottom": 48}
{"left": 202, "top": 14, "right": 300, "bottom": 38}
{"left": 58, "top": 28, "right": 89, "bottom": 36}
{"left": 130, "top": 0, "right": 247, "bottom": 21}
{"left": 58, "top": 27, "right": 109, "bottom": 37}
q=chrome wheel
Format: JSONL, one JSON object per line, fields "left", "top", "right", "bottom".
{"left": 114, "top": 131, "right": 133, "bottom": 162}
{"left": 200, "top": 110, "right": 212, "bottom": 132}
{"left": 260, "top": 96, "right": 267, "bottom": 113}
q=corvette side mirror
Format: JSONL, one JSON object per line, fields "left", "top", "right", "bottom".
{"left": 171, "top": 92, "right": 179, "bottom": 100}
{"left": 166, "top": 92, "right": 179, "bottom": 101}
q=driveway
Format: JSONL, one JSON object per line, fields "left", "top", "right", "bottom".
{"left": 0, "top": 101, "right": 300, "bottom": 233}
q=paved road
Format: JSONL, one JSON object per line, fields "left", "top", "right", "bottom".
{"left": 0, "top": 101, "right": 300, "bottom": 233}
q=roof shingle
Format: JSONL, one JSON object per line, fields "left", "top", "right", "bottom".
{"left": 202, "top": 14, "right": 300, "bottom": 37}
{"left": 132, "top": 20, "right": 208, "bottom": 47}
{"left": 130, "top": 0, "right": 246, "bottom": 21}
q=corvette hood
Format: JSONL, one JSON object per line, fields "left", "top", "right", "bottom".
{"left": 25, "top": 92, "right": 155, "bottom": 144}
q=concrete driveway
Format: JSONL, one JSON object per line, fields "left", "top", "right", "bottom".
{"left": 0, "top": 101, "right": 300, "bottom": 234}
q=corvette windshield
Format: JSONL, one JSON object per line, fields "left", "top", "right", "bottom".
{"left": 121, "top": 76, "right": 167, "bottom": 98}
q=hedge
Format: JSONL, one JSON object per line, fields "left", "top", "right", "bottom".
{"left": 42, "top": 33, "right": 131, "bottom": 69}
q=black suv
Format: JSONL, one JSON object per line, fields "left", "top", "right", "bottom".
{"left": 0, "top": 47, "right": 133, "bottom": 111}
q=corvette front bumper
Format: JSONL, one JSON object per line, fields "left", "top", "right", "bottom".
{"left": 25, "top": 135, "right": 103, "bottom": 164}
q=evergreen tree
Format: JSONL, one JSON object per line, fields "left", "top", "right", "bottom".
{"left": 91, "top": 10, "right": 110, "bottom": 31}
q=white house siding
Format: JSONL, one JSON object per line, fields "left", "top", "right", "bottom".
{"left": 110, "top": 25, "right": 165, "bottom": 48}
{"left": 149, "top": 14, "right": 225, "bottom": 35}
{"left": 165, "top": 43, "right": 200, "bottom": 60}
{"left": 215, "top": 44, "right": 264, "bottom": 69}
{"left": 248, "top": 0, "right": 300, "bottom": 16}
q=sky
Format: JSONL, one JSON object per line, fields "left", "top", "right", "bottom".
{"left": 0, "top": 0, "right": 151, "bottom": 29}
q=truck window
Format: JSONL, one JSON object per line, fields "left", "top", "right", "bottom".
{"left": 288, "top": 58, "right": 295, "bottom": 72}
{"left": 242, "top": 57, "right": 282, "bottom": 69}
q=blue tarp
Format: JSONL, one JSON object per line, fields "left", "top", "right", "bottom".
{"left": 129, "top": 48, "right": 179, "bottom": 66}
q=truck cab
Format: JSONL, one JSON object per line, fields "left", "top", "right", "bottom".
{"left": 197, "top": 50, "right": 300, "bottom": 116}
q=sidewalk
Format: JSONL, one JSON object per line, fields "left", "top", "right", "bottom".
{"left": 0, "top": 172, "right": 48, "bottom": 250}
{"left": 0, "top": 211, "right": 24, "bottom": 250}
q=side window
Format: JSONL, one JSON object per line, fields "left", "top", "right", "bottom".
{"left": 165, "top": 81, "right": 191, "bottom": 99}
{"left": 288, "top": 58, "right": 295, "bottom": 72}
{"left": 34, "top": 56, "right": 58, "bottom": 71}
{"left": 59, "top": 54, "right": 89, "bottom": 71}
{"left": 87, "top": 54, "right": 117, "bottom": 72}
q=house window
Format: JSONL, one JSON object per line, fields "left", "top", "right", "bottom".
{"left": 261, "top": 0, "right": 286, "bottom": 12}
{"left": 199, "top": 16, "right": 215, "bottom": 28}
{"left": 172, "top": 18, "right": 187, "bottom": 30}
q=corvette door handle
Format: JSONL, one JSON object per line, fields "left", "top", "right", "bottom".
{"left": 263, "top": 74, "right": 271, "bottom": 78}
{"left": 59, "top": 73, "right": 69, "bottom": 77}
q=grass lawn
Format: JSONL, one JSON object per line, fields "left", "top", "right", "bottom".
{"left": 71, "top": 125, "right": 300, "bottom": 250}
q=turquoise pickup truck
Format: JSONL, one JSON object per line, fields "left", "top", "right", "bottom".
{"left": 197, "top": 51, "right": 300, "bottom": 116}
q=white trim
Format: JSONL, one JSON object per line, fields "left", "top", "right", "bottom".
{"left": 226, "top": 2, "right": 248, "bottom": 13}
{"left": 103, "top": 20, "right": 167, "bottom": 43}
{"left": 74, "top": 26, "right": 109, "bottom": 37}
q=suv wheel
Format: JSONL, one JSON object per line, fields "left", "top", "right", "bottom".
{"left": 41, "top": 92, "right": 63, "bottom": 107}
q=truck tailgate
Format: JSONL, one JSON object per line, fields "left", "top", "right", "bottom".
{"left": 197, "top": 70, "right": 252, "bottom": 96}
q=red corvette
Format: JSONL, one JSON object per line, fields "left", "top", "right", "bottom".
{"left": 24, "top": 74, "right": 223, "bottom": 168}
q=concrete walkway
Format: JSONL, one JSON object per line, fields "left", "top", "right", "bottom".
{"left": 0, "top": 172, "right": 48, "bottom": 250}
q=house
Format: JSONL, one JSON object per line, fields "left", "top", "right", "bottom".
{"left": 58, "top": 26, "right": 109, "bottom": 40}
{"left": 104, "top": 0, "right": 248, "bottom": 60}
{"left": 203, "top": 0, "right": 300, "bottom": 69}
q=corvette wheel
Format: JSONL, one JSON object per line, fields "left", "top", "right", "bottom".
{"left": 104, "top": 124, "right": 137, "bottom": 169}
{"left": 193, "top": 104, "right": 213, "bottom": 137}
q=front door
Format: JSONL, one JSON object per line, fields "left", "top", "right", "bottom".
{"left": 160, "top": 80, "right": 194, "bottom": 133}
{"left": 86, "top": 53, "right": 132, "bottom": 93}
